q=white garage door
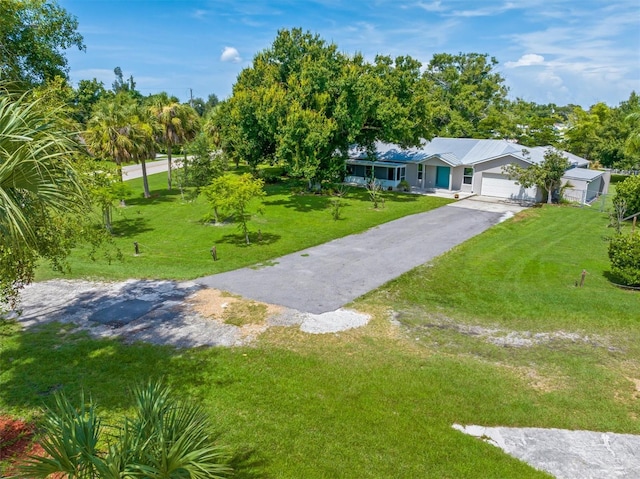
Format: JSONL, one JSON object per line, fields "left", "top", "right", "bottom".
{"left": 481, "top": 173, "right": 537, "bottom": 201}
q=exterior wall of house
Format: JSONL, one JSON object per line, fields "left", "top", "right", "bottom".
{"left": 423, "top": 166, "right": 437, "bottom": 189}
{"left": 562, "top": 176, "right": 604, "bottom": 204}
{"left": 405, "top": 163, "right": 418, "bottom": 187}
{"left": 451, "top": 167, "right": 464, "bottom": 191}
{"left": 471, "top": 155, "right": 531, "bottom": 194}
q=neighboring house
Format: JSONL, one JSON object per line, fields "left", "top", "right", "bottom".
{"left": 346, "top": 137, "right": 610, "bottom": 203}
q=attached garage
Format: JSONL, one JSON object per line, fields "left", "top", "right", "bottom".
{"left": 480, "top": 173, "right": 538, "bottom": 201}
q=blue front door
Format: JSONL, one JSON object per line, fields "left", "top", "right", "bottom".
{"left": 436, "top": 166, "right": 450, "bottom": 189}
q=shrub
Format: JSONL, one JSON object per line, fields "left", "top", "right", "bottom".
{"left": 608, "top": 232, "right": 640, "bottom": 286}
{"left": 330, "top": 198, "right": 343, "bottom": 220}
{"left": 398, "top": 180, "right": 410, "bottom": 192}
{"left": 613, "top": 175, "right": 640, "bottom": 218}
{"left": 16, "top": 380, "right": 232, "bottom": 479}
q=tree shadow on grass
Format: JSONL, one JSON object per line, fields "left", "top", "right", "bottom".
{"left": 263, "top": 194, "right": 332, "bottom": 213}
{"left": 0, "top": 323, "right": 180, "bottom": 411}
{"left": 0, "top": 323, "right": 269, "bottom": 477}
{"left": 125, "top": 188, "right": 184, "bottom": 206}
{"left": 216, "top": 231, "right": 281, "bottom": 247}
{"left": 111, "top": 216, "right": 153, "bottom": 236}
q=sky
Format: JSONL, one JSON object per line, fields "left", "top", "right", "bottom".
{"left": 58, "top": 0, "right": 640, "bottom": 108}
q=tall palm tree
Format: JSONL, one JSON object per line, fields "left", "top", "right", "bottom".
{"left": 149, "top": 96, "right": 200, "bottom": 190}
{"left": 84, "top": 93, "right": 155, "bottom": 198}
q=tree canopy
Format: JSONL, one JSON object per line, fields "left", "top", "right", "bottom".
{"left": 503, "top": 148, "right": 570, "bottom": 204}
{"left": 0, "top": 0, "right": 85, "bottom": 85}
{"left": 214, "top": 28, "right": 436, "bottom": 187}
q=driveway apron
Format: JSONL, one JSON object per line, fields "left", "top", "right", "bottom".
{"left": 198, "top": 204, "right": 509, "bottom": 314}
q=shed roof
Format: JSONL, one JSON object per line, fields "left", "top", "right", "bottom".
{"left": 561, "top": 168, "right": 604, "bottom": 182}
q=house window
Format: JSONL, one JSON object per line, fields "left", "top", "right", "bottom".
{"left": 387, "top": 168, "right": 395, "bottom": 181}
{"left": 346, "top": 164, "right": 355, "bottom": 175}
{"left": 463, "top": 167, "right": 473, "bottom": 185}
{"left": 399, "top": 167, "right": 405, "bottom": 181}
{"left": 417, "top": 164, "right": 423, "bottom": 181}
{"left": 365, "top": 165, "right": 372, "bottom": 178}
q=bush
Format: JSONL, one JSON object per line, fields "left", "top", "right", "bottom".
{"left": 613, "top": 175, "right": 640, "bottom": 218}
{"left": 16, "top": 380, "right": 232, "bottom": 479}
{"left": 398, "top": 180, "right": 410, "bottom": 192}
{"left": 608, "top": 233, "right": 640, "bottom": 286}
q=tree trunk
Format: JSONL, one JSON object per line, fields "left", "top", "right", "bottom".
{"left": 141, "top": 158, "right": 150, "bottom": 198}
{"left": 116, "top": 160, "right": 126, "bottom": 206}
{"left": 103, "top": 207, "right": 112, "bottom": 233}
{"left": 167, "top": 145, "right": 173, "bottom": 190}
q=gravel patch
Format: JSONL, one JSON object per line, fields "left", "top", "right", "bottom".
{"left": 12, "top": 279, "right": 370, "bottom": 348}
{"left": 454, "top": 424, "right": 640, "bottom": 478}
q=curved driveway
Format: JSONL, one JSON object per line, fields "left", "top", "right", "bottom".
{"left": 198, "top": 199, "right": 523, "bottom": 314}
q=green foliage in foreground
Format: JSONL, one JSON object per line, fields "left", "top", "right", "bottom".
{"left": 16, "top": 381, "right": 231, "bottom": 479}
{"left": 36, "top": 172, "right": 450, "bottom": 281}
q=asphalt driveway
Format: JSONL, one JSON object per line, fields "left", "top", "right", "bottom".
{"left": 198, "top": 199, "right": 524, "bottom": 313}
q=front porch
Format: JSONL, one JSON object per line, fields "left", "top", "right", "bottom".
{"left": 345, "top": 160, "right": 407, "bottom": 190}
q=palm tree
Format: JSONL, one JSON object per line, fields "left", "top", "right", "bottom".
{"left": 16, "top": 381, "right": 232, "bottom": 479}
{"left": 84, "top": 93, "right": 155, "bottom": 198}
{"left": 149, "top": 96, "right": 200, "bottom": 190}
{"left": 0, "top": 91, "right": 85, "bottom": 249}
{"left": 0, "top": 87, "right": 89, "bottom": 308}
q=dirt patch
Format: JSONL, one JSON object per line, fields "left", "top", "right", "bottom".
{"left": 0, "top": 415, "right": 54, "bottom": 477}
{"left": 188, "top": 288, "right": 283, "bottom": 339}
{"left": 395, "top": 312, "right": 609, "bottom": 349}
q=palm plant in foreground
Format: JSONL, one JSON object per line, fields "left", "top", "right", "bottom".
{"left": 0, "top": 88, "right": 87, "bottom": 307}
{"left": 16, "top": 381, "right": 232, "bottom": 479}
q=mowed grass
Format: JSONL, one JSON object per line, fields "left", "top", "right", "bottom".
{"left": 36, "top": 171, "right": 451, "bottom": 281}
{"left": 360, "top": 204, "right": 640, "bottom": 332}
{"left": 5, "top": 188, "right": 639, "bottom": 477}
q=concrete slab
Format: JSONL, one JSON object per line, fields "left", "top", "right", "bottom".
{"left": 89, "top": 299, "right": 155, "bottom": 327}
{"left": 454, "top": 424, "right": 640, "bottom": 478}
{"left": 448, "top": 196, "right": 530, "bottom": 214}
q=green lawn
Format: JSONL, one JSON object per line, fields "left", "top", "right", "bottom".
{"left": 36, "top": 172, "right": 451, "bottom": 281}
{"left": 4, "top": 189, "right": 640, "bottom": 477}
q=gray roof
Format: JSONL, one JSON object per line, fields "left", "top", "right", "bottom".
{"left": 527, "top": 147, "right": 590, "bottom": 168}
{"left": 561, "top": 167, "right": 604, "bottom": 182}
{"left": 423, "top": 137, "right": 523, "bottom": 165}
{"left": 348, "top": 138, "right": 589, "bottom": 169}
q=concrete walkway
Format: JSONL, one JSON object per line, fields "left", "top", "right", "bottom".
{"left": 198, "top": 199, "right": 523, "bottom": 313}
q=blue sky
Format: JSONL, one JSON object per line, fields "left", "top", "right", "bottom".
{"left": 59, "top": 0, "right": 640, "bottom": 108}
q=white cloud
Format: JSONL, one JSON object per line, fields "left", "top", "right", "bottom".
{"left": 449, "top": 2, "right": 517, "bottom": 17}
{"left": 220, "top": 47, "right": 242, "bottom": 63}
{"left": 505, "top": 53, "right": 545, "bottom": 68}
{"left": 416, "top": 1, "right": 446, "bottom": 12}
{"left": 537, "top": 70, "right": 564, "bottom": 88}
{"left": 192, "top": 9, "right": 208, "bottom": 19}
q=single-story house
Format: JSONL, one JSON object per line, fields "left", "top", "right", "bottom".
{"left": 345, "top": 137, "right": 610, "bottom": 203}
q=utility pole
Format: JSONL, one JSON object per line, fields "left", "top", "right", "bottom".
{"left": 189, "top": 88, "right": 193, "bottom": 107}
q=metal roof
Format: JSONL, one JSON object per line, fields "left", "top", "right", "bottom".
{"left": 561, "top": 167, "right": 603, "bottom": 181}
{"left": 348, "top": 138, "right": 589, "bottom": 169}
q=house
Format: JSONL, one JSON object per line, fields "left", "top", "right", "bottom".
{"left": 345, "top": 137, "right": 610, "bottom": 203}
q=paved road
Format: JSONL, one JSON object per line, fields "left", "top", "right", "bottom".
{"left": 122, "top": 158, "right": 172, "bottom": 180}
{"left": 198, "top": 200, "right": 520, "bottom": 313}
